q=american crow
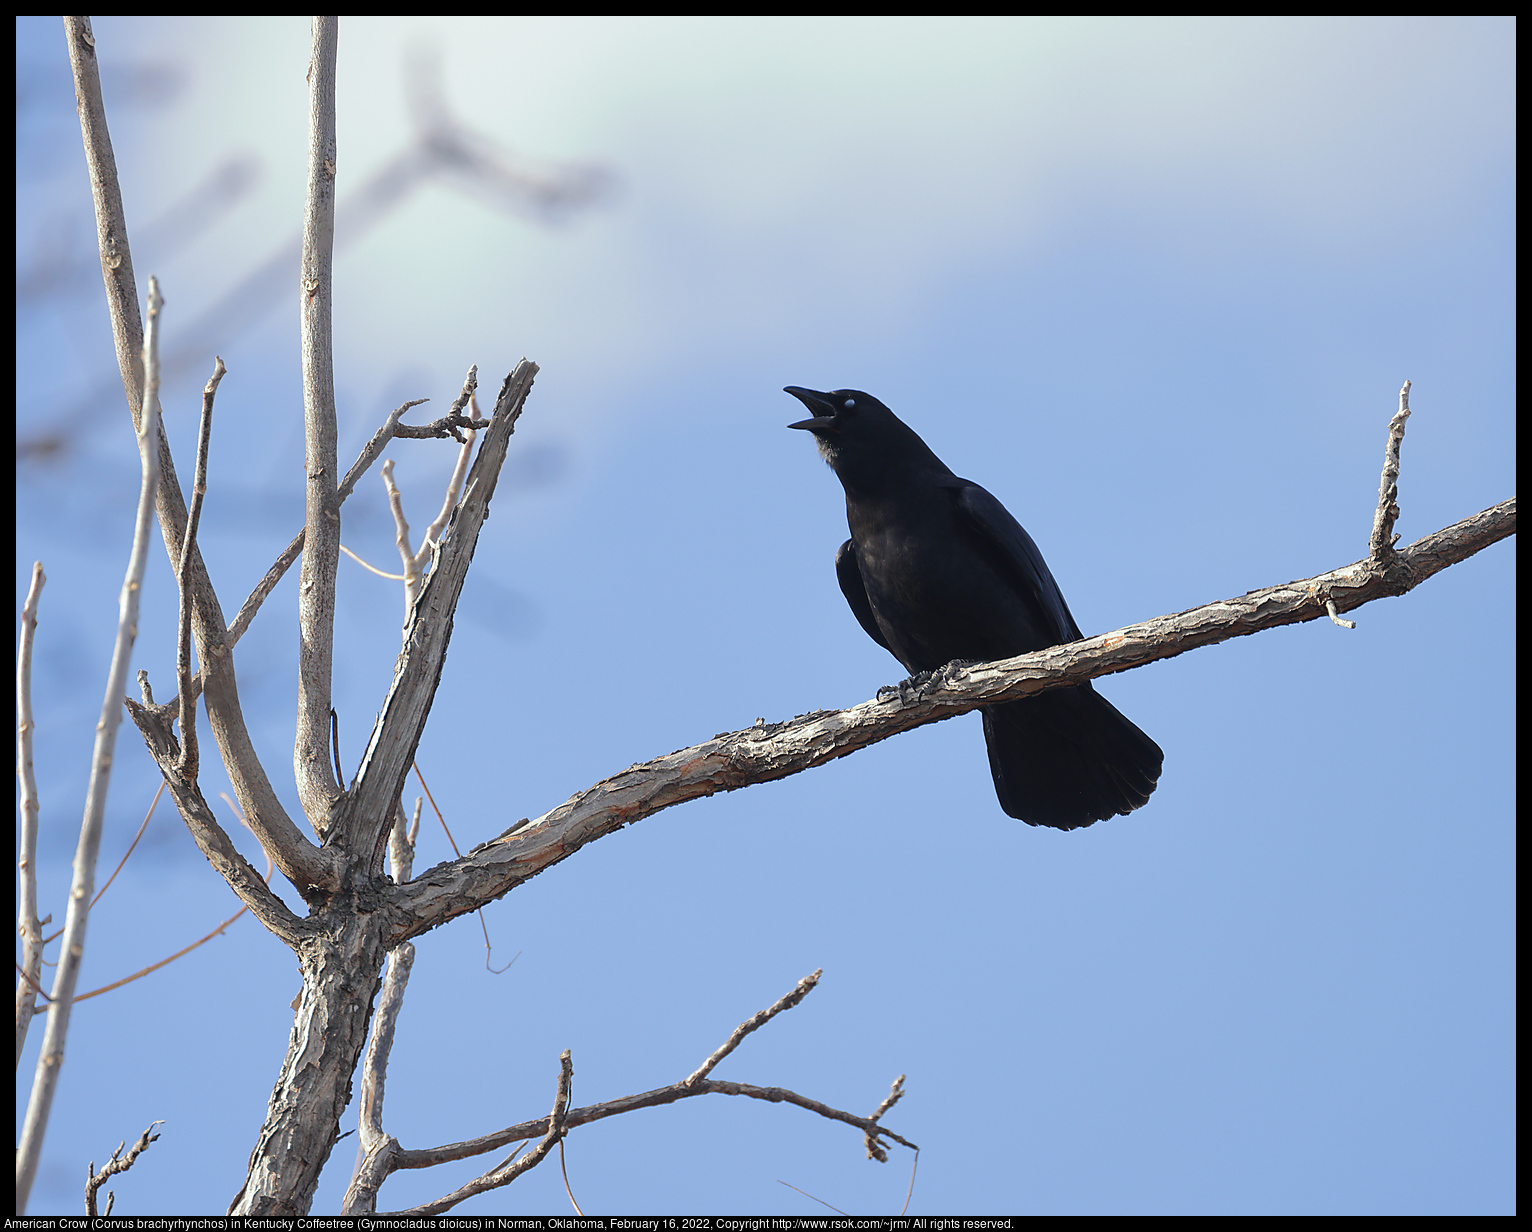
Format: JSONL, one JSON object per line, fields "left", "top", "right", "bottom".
{"left": 786, "top": 386, "right": 1162, "bottom": 830}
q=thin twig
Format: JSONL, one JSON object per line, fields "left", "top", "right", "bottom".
{"left": 412, "top": 762, "right": 515, "bottom": 973}
{"left": 17, "top": 276, "right": 165, "bottom": 1213}
{"left": 864, "top": 1074, "right": 906, "bottom": 1162}
{"left": 55, "top": 802, "right": 273, "bottom": 1006}
{"left": 685, "top": 970, "right": 822, "bottom": 1087}
{"left": 776, "top": 1180, "right": 848, "bottom": 1216}
{"left": 340, "top": 543, "right": 407, "bottom": 581}
{"left": 1369, "top": 380, "right": 1412, "bottom": 562}
{"left": 1324, "top": 597, "right": 1356, "bottom": 629}
{"left": 176, "top": 356, "right": 225, "bottom": 776}
{"left": 344, "top": 381, "right": 484, "bottom": 627}
{"left": 225, "top": 397, "right": 428, "bottom": 651}
{"left": 67, "top": 905, "right": 250, "bottom": 1005}
{"left": 43, "top": 780, "right": 167, "bottom": 946}
{"left": 900, "top": 1148, "right": 920, "bottom": 1217}
{"left": 381, "top": 411, "right": 490, "bottom": 441}
{"left": 415, "top": 376, "right": 483, "bottom": 564}
{"left": 1324, "top": 379, "right": 1413, "bottom": 628}
{"left": 381, "top": 460, "right": 422, "bottom": 613}
{"left": 392, "top": 1052, "right": 574, "bottom": 1216}
{"left": 558, "top": 1137, "right": 583, "bottom": 1215}
{"left": 340, "top": 401, "right": 430, "bottom": 503}
{"left": 85, "top": 1122, "right": 163, "bottom": 1217}
{"left": 15, "top": 561, "right": 46, "bottom": 1066}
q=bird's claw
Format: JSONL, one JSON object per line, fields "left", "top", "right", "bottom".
{"left": 878, "top": 669, "right": 935, "bottom": 705}
{"left": 934, "top": 658, "right": 978, "bottom": 685}
{"left": 877, "top": 660, "right": 980, "bottom": 705}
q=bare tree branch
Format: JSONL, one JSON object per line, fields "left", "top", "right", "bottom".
{"left": 1369, "top": 380, "right": 1412, "bottom": 562}
{"left": 395, "top": 1052, "right": 574, "bottom": 1216}
{"left": 123, "top": 687, "right": 308, "bottom": 947}
{"left": 228, "top": 910, "right": 391, "bottom": 1215}
{"left": 365, "top": 369, "right": 485, "bottom": 627}
{"left": 84, "top": 1122, "right": 163, "bottom": 1218}
{"left": 16, "top": 276, "right": 165, "bottom": 1213}
{"left": 390, "top": 495, "right": 1515, "bottom": 943}
{"left": 864, "top": 1075, "right": 907, "bottom": 1162}
{"left": 175, "top": 356, "right": 225, "bottom": 778}
{"left": 388, "top": 972, "right": 915, "bottom": 1182}
{"left": 380, "top": 460, "right": 422, "bottom": 612}
{"left": 294, "top": 15, "right": 344, "bottom": 826}
{"left": 61, "top": 15, "right": 332, "bottom": 899}
{"left": 340, "top": 361, "right": 537, "bottom": 882}
{"left": 225, "top": 396, "right": 430, "bottom": 651}
{"left": 15, "top": 561, "right": 47, "bottom": 1067}
{"left": 411, "top": 376, "right": 483, "bottom": 588}
{"left": 341, "top": 802, "right": 422, "bottom": 1216}
{"left": 61, "top": 16, "right": 144, "bottom": 428}
{"left": 684, "top": 969, "right": 823, "bottom": 1088}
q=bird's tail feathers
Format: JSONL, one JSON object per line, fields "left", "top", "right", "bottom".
{"left": 981, "top": 684, "right": 1162, "bottom": 830}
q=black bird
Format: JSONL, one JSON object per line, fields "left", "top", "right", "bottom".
{"left": 786, "top": 386, "right": 1162, "bottom": 830}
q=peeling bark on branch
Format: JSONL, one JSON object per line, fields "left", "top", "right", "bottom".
{"left": 389, "top": 496, "right": 1515, "bottom": 943}
{"left": 229, "top": 909, "right": 391, "bottom": 1216}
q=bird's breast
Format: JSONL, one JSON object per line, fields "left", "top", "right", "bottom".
{"left": 847, "top": 493, "right": 1042, "bottom": 673}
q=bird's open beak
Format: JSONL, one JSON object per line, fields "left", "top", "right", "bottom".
{"left": 784, "top": 386, "right": 837, "bottom": 432}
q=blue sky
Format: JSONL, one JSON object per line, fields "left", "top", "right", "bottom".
{"left": 16, "top": 16, "right": 1514, "bottom": 1216}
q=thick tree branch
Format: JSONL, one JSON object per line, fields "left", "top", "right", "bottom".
{"left": 390, "top": 496, "right": 1514, "bottom": 943}
{"left": 294, "top": 15, "right": 344, "bottom": 825}
{"left": 341, "top": 803, "right": 421, "bottom": 1216}
{"left": 229, "top": 909, "right": 391, "bottom": 1216}
{"left": 339, "top": 362, "right": 537, "bottom": 879}
{"left": 63, "top": 15, "right": 331, "bottom": 899}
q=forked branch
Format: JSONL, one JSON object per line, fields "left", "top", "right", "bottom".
{"left": 364, "top": 971, "right": 915, "bottom": 1216}
{"left": 85, "top": 1122, "right": 163, "bottom": 1217}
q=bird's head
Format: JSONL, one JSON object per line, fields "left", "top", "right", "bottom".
{"left": 785, "top": 386, "right": 890, "bottom": 464}
{"left": 785, "top": 386, "right": 941, "bottom": 488}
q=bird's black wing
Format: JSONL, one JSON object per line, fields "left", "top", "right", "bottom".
{"left": 834, "top": 538, "right": 892, "bottom": 651}
{"left": 948, "top": 480, "right": 1084, "bottom": 644}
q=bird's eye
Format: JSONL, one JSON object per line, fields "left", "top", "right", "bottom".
{"left": 843, "top": 398, "right": 856, "bottom": 409}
